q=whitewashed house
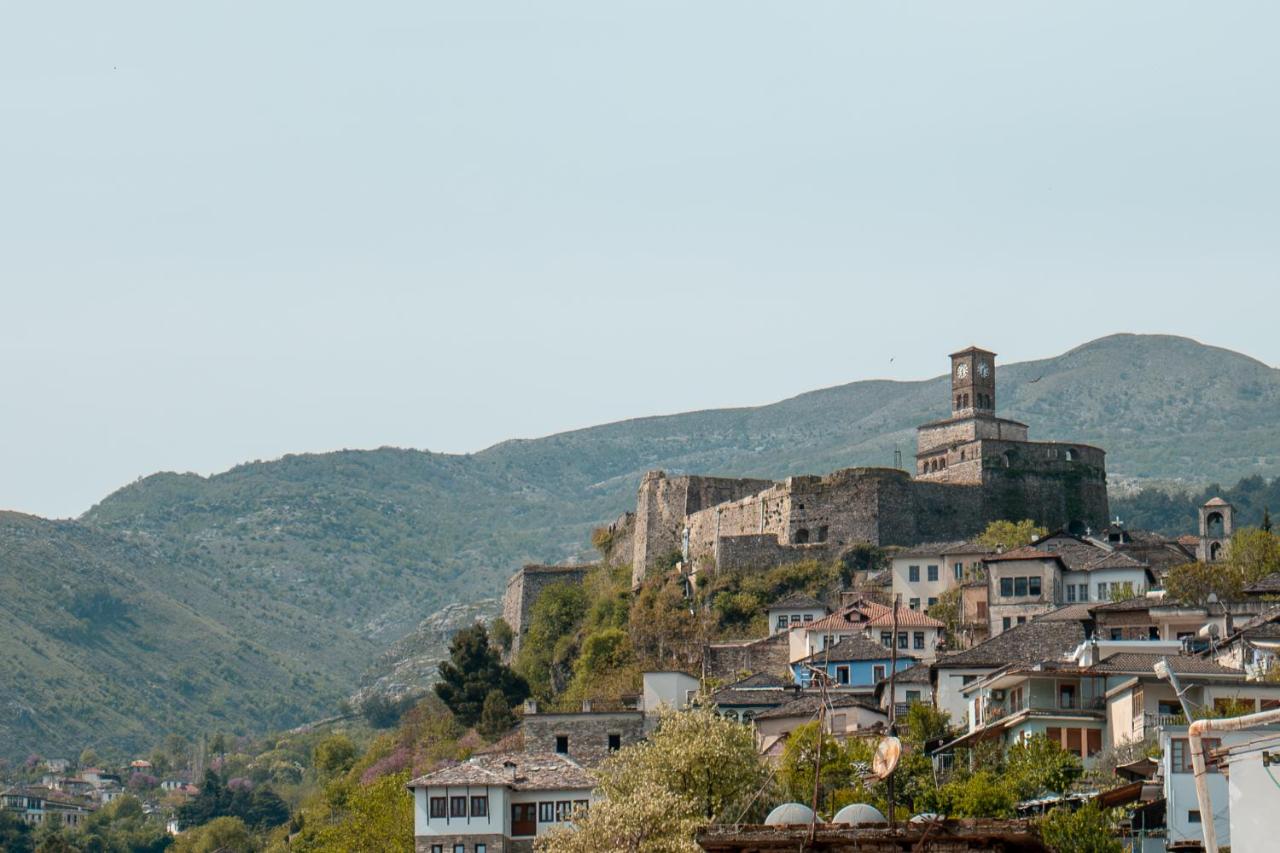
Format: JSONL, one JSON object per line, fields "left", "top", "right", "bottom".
{"left": 766, "top": 593, "right": 829, "bottom": 635}
{"left": 407, "top": 752, "right": 594, "bottom": 853}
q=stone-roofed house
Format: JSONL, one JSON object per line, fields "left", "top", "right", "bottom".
{"left": 519, "top": 699, "right": 646, "bottom": 768}
{"left": 754, "top": 692, "right": 888, "bottom": 755}
{"left": 766, "top": 593, "right": 829, "bottom": 635}
{"left": 874, "top": 661, "right": 934, "bottom": 717}
{"left": 408, "top": 752, "right": 595, "bottom": 853}
{"left": 1245, "top": 572, "right": 1280, "bottom": 597}
{"left": 931, "top": 618, "right": 1087, "bottom": 724}
{"left": 791, "top": 635, "right": 916, "bottom": 690}
{"left": 0, "top": 786, "right": 96, "bottom": 829}
{"left": 710, "top": 672, "right": 801, "bottom": 723}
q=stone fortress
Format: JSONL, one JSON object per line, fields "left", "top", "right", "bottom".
{"left": 629, "top": 347, "right": 1110, "bottom": 585}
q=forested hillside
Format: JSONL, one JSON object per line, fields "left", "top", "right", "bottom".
{"left": 5, "top": 333, "right": 1280, "bottom": 760}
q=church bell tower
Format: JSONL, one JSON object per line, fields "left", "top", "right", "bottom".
{"left": 950, "top": 347, "right": 996, "bottom": 417}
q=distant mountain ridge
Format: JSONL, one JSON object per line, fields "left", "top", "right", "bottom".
{"left": 4, "top": 333, "right": 1280, "bottom": 760}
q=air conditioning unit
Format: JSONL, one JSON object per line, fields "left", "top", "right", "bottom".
{"left": 990, "top": 689, "right": 1006, "bottom": 700}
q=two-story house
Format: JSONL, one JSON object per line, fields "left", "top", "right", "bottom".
{"left": 407, "top": 752, "right": 595, "bottom": 853}
{"left": 985, "top": 545, "right": 1152, "bottom": 638}
{"left": 789, "top": 599, "right": 946, "bottom": 663}
{"left": 791, "top": 635, "right": 916, "bottom": 690}
{"left": 890, "top": 541, "right": 993, "bottom": 613}
{"left": 766, "top": 593, "right": 829, "bottom": 635}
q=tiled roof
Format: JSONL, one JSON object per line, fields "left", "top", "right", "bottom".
{"left": 728, "top": 672, "right": 792, "bottom": 690}
{"left": 753, "top": 692, "right": 882, "bottom": 721}
{"left": 1080, "top": 551, "right": 1149, "bottom": 572}
{"left": 1204, "top": 497, "right": 1230, "bottom": 507}
{"left": 1246, "top": 573, "right": 1280, "bottom": 594}
{"left": 1036, "top": 603, "right": 1095, "bottom": 623}
{"left": 408, "top": 752, "right": 593, "bottom": 791}
{"left": 1091, "top": 653, "right": 1244, "bottom": 676}
{"left": 769, "top": 593, "right": 827, "bottom": 611}
{"left": 797, "top": 635, "right": 915, "bottom": 664}
{"left": 857, "top": 599, "right": 945, "bottom": 628}
{"left": 881, "top": 661, "right": 932, "bottom": 684}
{"left": 806, "top": 607, "right": 869, "bottom": 633}
{"left": 933, "top": 620, "right": 1086, "bottom": 669}
{"left": 1030, "top": 534, "right": 1111, "bottom": 570}
{"left": 896, "top": 541, "right": 993, "bottom": 559}
{"left": 1177, "top": 534, "right": 1201, "bottom": 548}
{"left": 711, "top": 686, "right": 799, "bottom": 707}
{"left": 983, "top": 546, "right": 1064, "bottom": 564}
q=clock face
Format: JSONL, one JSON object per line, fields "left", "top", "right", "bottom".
{"left": 955, "top": 363, "right": 969, "bottom": 379}
{"left": 977, "top": 361, "right": 990, "bottom": 378}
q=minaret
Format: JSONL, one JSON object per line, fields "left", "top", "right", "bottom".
{"left": 949, "top": 347, "right": 997, "bottom": 418}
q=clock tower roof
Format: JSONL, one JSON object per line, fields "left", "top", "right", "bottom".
{"left": 949, "top": 345, "right": 997, "bottom": 359}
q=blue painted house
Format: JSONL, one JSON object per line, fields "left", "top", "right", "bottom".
{"left": 792, "top": 635, "right": 917, "bottom": 688}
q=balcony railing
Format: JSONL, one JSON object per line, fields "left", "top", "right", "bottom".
{"left": 1139, "top": 712, "right": 1187, "bottom": 731}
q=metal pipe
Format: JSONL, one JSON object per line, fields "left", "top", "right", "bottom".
{"left": 1187, "top": 705, "right": 1280, "bottom": 853}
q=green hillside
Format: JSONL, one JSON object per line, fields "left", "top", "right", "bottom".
{"left": 5, "top": 333, "right": 1280, "bottom": 761}
{"left": 0, "top": 512, "right": 343, "bottom": 762}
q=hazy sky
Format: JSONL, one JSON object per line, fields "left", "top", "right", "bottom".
{"left": 3, "top": 2, "right": 1278, "bottom": 519}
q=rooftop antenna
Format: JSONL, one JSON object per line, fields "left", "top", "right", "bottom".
{"left": 893, "top": 448, "right": 902, "bottom": 470}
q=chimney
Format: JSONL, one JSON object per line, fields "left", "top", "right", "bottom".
{"left": 502, "top": 761, "right": 517, "bottom": 782}
{"left": 524, "top": 699, "right": 538, "bottom": 715}
{"left": 582, "top": 698, "right": 592, "bottom": 713}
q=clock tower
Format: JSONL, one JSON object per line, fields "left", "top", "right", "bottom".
{"left": 950, "top": 346, "right": 996, "bottom": 417}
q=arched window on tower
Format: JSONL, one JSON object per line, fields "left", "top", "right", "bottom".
{"left": 1065, "top": 448, "right": 1079, "bottom": 462}
{"left": 1206, "top": 512, "right": 1225, "bottom": 539}
{"left": 795, "top": 528, "right": 810, "bottom": 544}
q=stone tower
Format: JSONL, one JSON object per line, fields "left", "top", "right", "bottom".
{"left": 950, "top": 346, "right": 997, "bottom": 417}
{"left": 1197, "top": 497, "right": 1234, "bottom": 563}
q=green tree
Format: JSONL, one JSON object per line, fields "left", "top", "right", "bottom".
{"left": 436, "top": 623, "right": 529, "bottom": 726}
{"left": 516, "top": 583, "right": 588, "bottom": 699}
{"left": 78, "top": 747, "right": 99, "bottom": 768}
{"left": 0, "top": 811, "right": 34, "bottom": 853}
{"left": 290, "top": 772, "right": 413, "bottom": 852}
{"left": 536, "top": 782, "right": 701, "bottom": 853}
{"left": 976, "top": 520, "right": 1047, "bottom": 551}
{"left": 81, "top": 794, "right": 171, "bottom": 852}
{"left": 1229, "top": 527, "right": 1280, "bottom": 584}
{"left": 477, "top": 690, "right": 517, "bottom": 740}
{"left": 597, "top": 708, "right": 765, "bottom": 822}
{"left": 777, "top": 721, "right": 855, "bottom": 811}
{"left": 940, "top": 770, "right": 1016, "bottom": 818}
{"left": 489, "top": 617, "right": 515, "bottom": 654}
{"left": 928, "top": 588, "right": 962, "bottom": 641}
{"left": 171, "top": 816, "right": 254, "bottom": 853}
{"left": 1039, "top": 802, "right": 1122, "bottom": 852}
{"left": 312, "top": 734, "right": 358, "bottom": 778}
{"left": 1165, "top": 561, "right": 1244, "bottom": 605}
{"left": 1005, "top": 735, "right": 1082, "bottom": 799}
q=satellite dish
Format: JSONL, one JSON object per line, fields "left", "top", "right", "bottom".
{"left": 871, "top": 736, "right": 901, "bottom": 779}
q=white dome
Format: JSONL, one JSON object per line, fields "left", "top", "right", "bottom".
{"left": 910, "top": 812, "right": 943, "bottom": 824}
{"left": 764, "top": 803, "right": 816, "bottom": 826}
{"left": 832, "top": 803, "right": 887, "bottom": 825}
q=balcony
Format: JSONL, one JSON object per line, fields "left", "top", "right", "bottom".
{"left": 1140, "top": 711, "right": 1187, "bottom": 731}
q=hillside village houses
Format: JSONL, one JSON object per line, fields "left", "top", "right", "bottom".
{"left": 479, "top": 348, "right": 1280, "bottom": 851}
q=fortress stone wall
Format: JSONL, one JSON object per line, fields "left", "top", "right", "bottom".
{"left": 501, "top": 563, "right": 592, "bottom": 655}
{"left": 630, "top": 347, "right": 1109, "bottom": 584}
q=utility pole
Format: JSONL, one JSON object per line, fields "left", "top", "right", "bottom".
{"left": 886, "top": 595, "right": 900, "bottom": 824}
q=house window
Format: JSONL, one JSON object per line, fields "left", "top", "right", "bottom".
{"left": 880, "top": 631, "right": 892, "bottom": 647}
{"left": 873, "top": 665, "right": 887, "bottom": 681}
{"left": 836, "top": 665, "right": 850, "bottom": 685}
{"left": 1028, "top": 577, "right": 1041, "bottom": 596}
{"left": 954, "top": 562, "right": 963, "bottom": 581}
{"left": 913, "top": 632, "right": 925, "bottom": 650}
{"left": 909, "top": 565, "right": 920, "bottom": 582}
{"left": 431, "top": 846, "right": 443, "bottom": 853}
{"left": 555, "top": 735, "right": 569, "bottom": 754}
{"left": 906, "top": 690, "right": 921, "bottom": 702}
{"left": 556, "top": 801, "right": 571, "bottom": 821}
{"left": 927, "top": 565, "right": 939, "bottom": 582}
{"left": 803, "top": 614, "right": 813, "bottom": 622}
{"left": 1017, "top": 616, "right": 1026, "bottom": 625}
{"left": 962, "top": 675, "right": 977, "bottom": 685}
{"left": 1060, "top": 684, "right": 1076, "bottom": 709}
{"left": 776, "top": 615, "right": 787, "bottom": 630}
{"left": 977, "top": 601, "right": 987, "bottom": 619}
{"left": 928, "top": 597, "right": 938, "bottom": 608}
{"left": 574, "top": 799, "right": 589, "bottom": 816}
{"left": 1189, "top": 810, "right": 1201, "bottom": 824}
{"left": 1171, "top": 737, "right": 1222, "bottom": 773}
{"left": 909, "top": 598, "right": 920, "bottom": 610}
{"left": 790, "top": 614, "right": 801, "bottom": 624}
{"left": 471, "top": 795, "right": 488, "bottom": 817}
{"left": 450, "top": 796, "right": 467, "bottom": 818}
{"left": 1014, "top": 577, "right": 1028, "bottom": 597}
{"left": 608, "top": 734, "right": 621, "bottom": 751}
{"left": 1002, "top": 617, "right": 1012, "bottom": 632}
{"left": 1000, "top": 578, "right": 1013, "bottom": 597}
{"left": 430, "top": 797, "right": 447, "bottom": 819}
{"left": 454, "top": 846, "right": 464, "bottom": 853}
{"left": 1097, "top": 583, "right": 1107, "bottom": 601}
{"left": 1079, "top": 584, "right": 1089, "bottom": 602}
{"left": 539, "top": 802, "right": 554, "bottom": 822}
{"left": 476, "top": 845, "right": 487, "bottom": 853}
{"left": 1110, "top": 628, "right": 1122, "bottom": 641}
{"left": 897, "top": 632, "right": 908, "bottom": 649}
{"left": 1066, "top": 585, "right": 1076, "bottom": 602}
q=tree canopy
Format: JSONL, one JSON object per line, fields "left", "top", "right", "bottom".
{"left": 435, "top": 623, "right": 529, "bottom": 726}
